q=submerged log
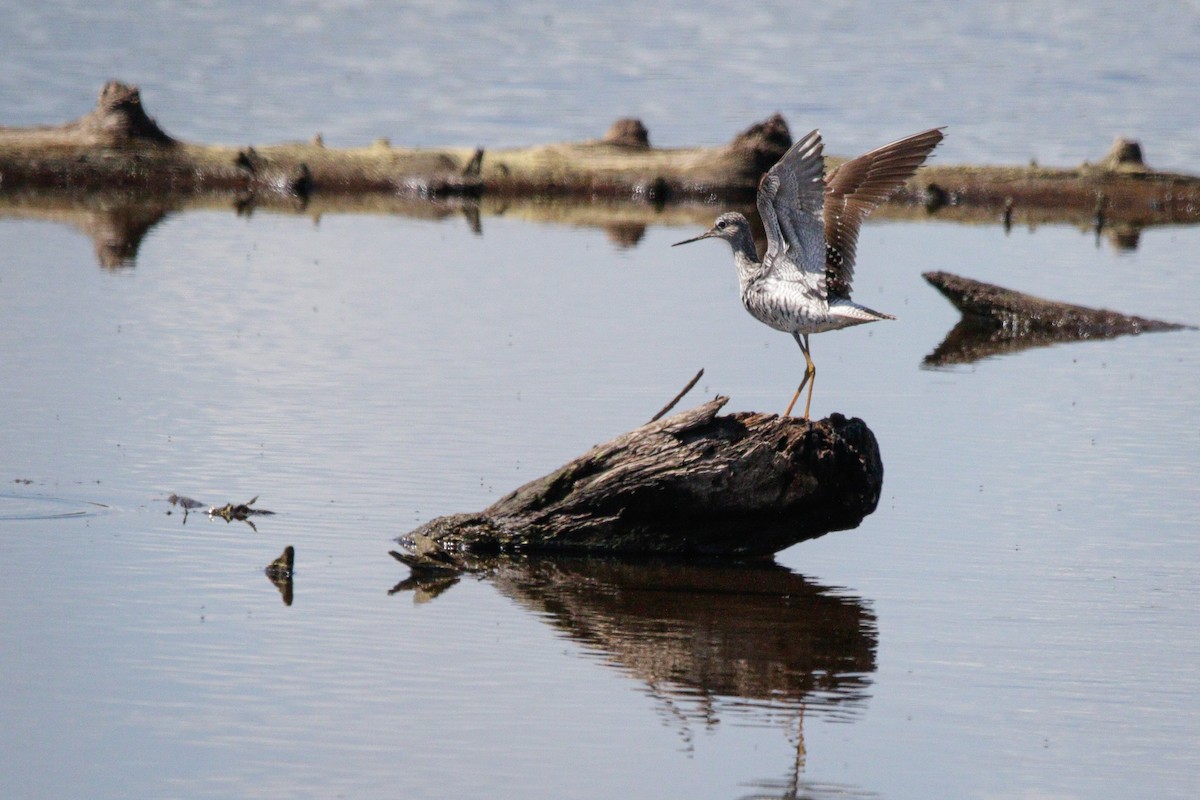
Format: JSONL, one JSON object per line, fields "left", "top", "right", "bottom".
{"left": 3, "top": 81, "right": 1200, "bottom": 226}
{"left": 395, "top": 397, "right": 883, "bottom": 562}
{"left": 923, "top": 270, "right": 1193, "bottom": 366}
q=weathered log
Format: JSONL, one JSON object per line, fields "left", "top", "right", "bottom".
{"left": 476, "top": 112, "right": 790, "bottom": 201}
{"left": 0, "top": 81, "right": 786, "bottom": 201}
{"left": 394, "top": 397, "right": 883, "bottom": 561}
{"left": 923, "top": 270, "right": 1193, "bottom": 366}
{"left": 4, "top": 81, "right": 1200, "bottom": 225}
{"left": 391, "top": 554, "right": 876, "bottom": 717}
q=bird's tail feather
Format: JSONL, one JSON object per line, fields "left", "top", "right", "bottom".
{"left": 830, "top": 299, "right": 895, "bottom": 324}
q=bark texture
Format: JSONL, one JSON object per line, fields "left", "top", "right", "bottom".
{"left": 396, "top": 397, "right": 883, "bottom": 560}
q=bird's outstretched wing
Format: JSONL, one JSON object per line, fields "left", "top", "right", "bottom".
{"left": 757, "top": 129, "right": 827, "bottom": 292}
{"left": 823, "top": 127, "right": 944, "bottom": 298}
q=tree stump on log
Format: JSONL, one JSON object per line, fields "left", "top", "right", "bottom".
{"left": 395, "top": 397, "right": 883, "bottom": 563}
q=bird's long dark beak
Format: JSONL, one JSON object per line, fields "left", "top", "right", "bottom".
{"left": 672, "top": 230, "right": 713, "bottom": 247}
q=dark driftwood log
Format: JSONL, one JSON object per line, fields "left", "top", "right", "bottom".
{"left": 4, "top": 81, "right": 1200, "bottom": 226}
{"left": 394, "top": 397, "right": 883, "bottom": 561}
{"left": 923, "top": 270, "right": 1193, "bottom": 366}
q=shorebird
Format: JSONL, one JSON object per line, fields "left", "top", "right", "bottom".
{"left": 674, "top": 127, "right": 944, "bottom": 419}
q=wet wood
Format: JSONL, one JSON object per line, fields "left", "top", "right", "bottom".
{"left": 394, "top": 396, "right": 883, "bottom": 562}
{"left": 4, "top": 81, "right": 1200, "bottom": 226}
{"left": 922, "top": 270, "right": 1193, "bottom": 366}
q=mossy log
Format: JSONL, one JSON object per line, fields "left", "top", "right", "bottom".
{"left": 394, "top": 396, "right": 883, "bottom": 563}
{"left": 3, "top": 81, "right": 1200, "bottom": 228}
{"left": 923, "top": 270, "right": 1194, "bottom": 366}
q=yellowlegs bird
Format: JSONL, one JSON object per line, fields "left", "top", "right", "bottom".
{"left": 674, "top": 126, "right": 944, "bottom": 419}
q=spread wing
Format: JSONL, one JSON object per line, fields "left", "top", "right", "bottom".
{"left": 823, "top": 127, "right": 944, "bottom": 297}
{"left": 757, "top": 129, "right": 827, "bottom": 292}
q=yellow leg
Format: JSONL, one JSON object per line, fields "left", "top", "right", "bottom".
{"left": 784, "top": 334, "right": 816, "bottom": 420}
{"left": 784, "top": 370, "right": 810, "bottom": 417}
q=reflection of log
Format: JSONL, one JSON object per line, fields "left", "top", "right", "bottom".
{"left": 4, "top": 81, "right": 1200, "bottom": 223}
{"left": 923, "top": 271, "right": 1193, "bottom": 366}
{"left": 396, "top": 397, "right": 882, "bottom": 559}
{"left": 392, "top": 555, "right": 876, "bottom": 719}
{"left": 264, "top": 546, "right": 295, "bottom": 607}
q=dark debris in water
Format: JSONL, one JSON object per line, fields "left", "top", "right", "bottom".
{"left": 167, "top": 493, "right": 205, "bottom": 510}
{"left": 166, "top": 492, "right": 275, "bottom": 531}
{"left": 265, "top": 546, "right": 295, "bottom": 606}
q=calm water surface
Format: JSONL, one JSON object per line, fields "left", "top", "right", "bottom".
{"left": 3, "top": 3, "right": 1200, "bottom": 799}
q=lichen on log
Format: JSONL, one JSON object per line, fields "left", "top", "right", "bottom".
{"left": 395, "top": 397, "right": 883, "bottom": 563}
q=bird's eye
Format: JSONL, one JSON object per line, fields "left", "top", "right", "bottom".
{"left": 716, "top": 219, "right": 727, "bottom": 230}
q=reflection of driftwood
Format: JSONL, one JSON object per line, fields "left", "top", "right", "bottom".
{"left": 396, "top": 397, "right": 882, "bottom": 560}
{"left": 264, "top": 546, "right": 294, "bottom": 606}
{"left": 923, "top": 271, "right": 1193, "bottom": 366}
{"left": 392, "top": 554, "right": 875, "bottom": 720}
{"left": 0, "top": 191, "right": 732, "bottom": 268}
{"left": 4, "top": 81, "right": 1199, "bottom": 225}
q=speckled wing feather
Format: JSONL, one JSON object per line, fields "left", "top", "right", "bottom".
{"left": 823, "top": 127, "right": 944, "bottom": 298}
{"left": 757, "top": 129, "right": 828, "bottom": 293}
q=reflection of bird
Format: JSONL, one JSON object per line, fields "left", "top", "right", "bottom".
{"left": 674, "top": 127, "right": 944, "bottom": 419}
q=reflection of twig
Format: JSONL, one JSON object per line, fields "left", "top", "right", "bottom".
{"left": 787, "top": 704, "right": 806, "bottom": 796}
{"left": 649, "top": 368, "right": 704, "bottom": 422}
{"left": 644, "top": 679, "right": 696, "bottom": 754}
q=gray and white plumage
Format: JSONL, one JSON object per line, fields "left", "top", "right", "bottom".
{"left": 674, "top": 126, "right": 944, "bottom": 417}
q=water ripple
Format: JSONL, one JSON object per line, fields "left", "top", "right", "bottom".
{"left": 0, "top": 492, "right": 112, "bottom": 521}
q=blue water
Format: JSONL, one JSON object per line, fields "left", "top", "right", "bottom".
{"left": 2, "top": 3, "right": 1200, "bottom": 799}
